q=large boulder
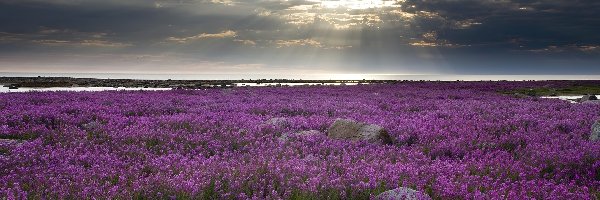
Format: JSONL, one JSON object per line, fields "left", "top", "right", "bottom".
{"left": 591, "top": 120, "right": 600, "bottom": 141}
{"left": 326, "top": 118, "right": 393, "bottom": 144}
{"left": 375, "top": 187, "right": 431, "bottom": 200}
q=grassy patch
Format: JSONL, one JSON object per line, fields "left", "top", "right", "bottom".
{"left": 0, "top": 147, "right": 9, "bottom": 155}
{"left": 502, "top": 85, "right": 600, "bottom": 96}
{"left": 0, "top": 132, "right": 39, "bottom": 141}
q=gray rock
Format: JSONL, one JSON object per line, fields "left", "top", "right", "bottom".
{"left": 375, "top": 187, "right": 431, "bottom": 200}
{"left": 82, "top": 121, "right": 102, "bottom": 130}
{"left": 262, "top": 118, "right": 294, "bottom": 138}
{"left": 591, "top": 120, "right": 600, "bottom": 141}
{"left": 303, "top": 154, "right": 318, "bottom": 162}
{"left": 580, "top": 95, "right": 598, "bottom": 103}
{"left": 279, "top": 130, "right": 322, "bottom": 142}
{"left": 296, "top": 130, "right": 322, "bottom": 136}
{"left": 326, "top": 118, "right": 393, "bottom": 144}
{"left": 582, "top": 100, "right": 600, "bottom": 104}
{"left": 264, "top": 117, "right": 291, "bottom": 129}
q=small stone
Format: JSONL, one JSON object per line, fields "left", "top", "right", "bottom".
{"left": 264, "top": 117, "right": 291, "bottom": 129}
{"left": 591, "top": 120, "right": 600, "bottom": 141}
{"left": 375, "top": 187, "right": 431, "bottom": 200}
{"left": 82, "top": 121, "right": 102, "bottom": 130}
{"left": 303, "top": 154, "right": 319, "bottom": 162}
{"left": 261, "top": 118, "right": 294, "bottom": 138}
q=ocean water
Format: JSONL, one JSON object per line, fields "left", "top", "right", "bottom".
{"left": 541, "top": 95, "right": 600, "bottom": 103}
{"left": 0, "top": 83, "right": 364, "bottom": 93}
{"left": 2, "top": 72, "right": 600, "bottom": 81}
{"left": 0, "top": 86, "right": 172, "bottom": 93}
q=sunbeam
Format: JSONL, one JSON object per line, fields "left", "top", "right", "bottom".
{"left": 311, "top": 0, "right": 403, "bottom": 10}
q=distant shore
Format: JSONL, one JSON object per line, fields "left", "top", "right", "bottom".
{"left": 2, "top": 77, "right": 600, "bottom": 96}
{"left": 3, "top": 72, "right": 600, "bottom": 81}
{"left": 0, "top": 76, "right": 391, "bottom": 89}
{"left": 2, "top": 76, "right": 600, "bottom": 89}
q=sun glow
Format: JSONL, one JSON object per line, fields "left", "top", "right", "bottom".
{"left": 281, "top": 0, "right": 411, "bottom": 29}
{"left": 311, "top": 0, "right": 402, "bottom": 10}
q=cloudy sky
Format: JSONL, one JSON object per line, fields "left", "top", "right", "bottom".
{"left": 0, "top": 0, "right": 599, "bottom": 75}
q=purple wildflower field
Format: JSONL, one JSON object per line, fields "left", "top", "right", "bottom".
{"left": 1, "top": 82, "right": 599, "bottom": 199}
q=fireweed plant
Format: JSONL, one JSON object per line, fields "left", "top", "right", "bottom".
{"left": 1, "top": 81, "right": 599, "bottom": 199}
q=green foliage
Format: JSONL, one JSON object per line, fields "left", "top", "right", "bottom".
{"left": 0, "top": 131, "right": 39, "bottom": 141}
{"left": 503, "top": 85, "right": 600, "bottom": 96}
{"left": 201, "top": 180, "right": 217, "bottom": 200}
{"left": 540, "top": 165, "right": 556, "bottom": 179}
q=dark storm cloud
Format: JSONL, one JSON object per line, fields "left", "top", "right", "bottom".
{"left": 0, "top": 0, "right": 599, "bottom": 74}
{"left": 404, "top": 0, "right": 600, "bottom": 49}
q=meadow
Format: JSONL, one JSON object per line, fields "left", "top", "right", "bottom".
{"left": 1, "top": 81, "right": 599, "bottom": 199}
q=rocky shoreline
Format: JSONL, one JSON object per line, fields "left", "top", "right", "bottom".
{"left": 0, "top": 76, "right": 401, "bottom": 89}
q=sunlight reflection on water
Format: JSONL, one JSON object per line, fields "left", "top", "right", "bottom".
{"left": 0, "top": 86, "right": 172, "bottom": 93}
